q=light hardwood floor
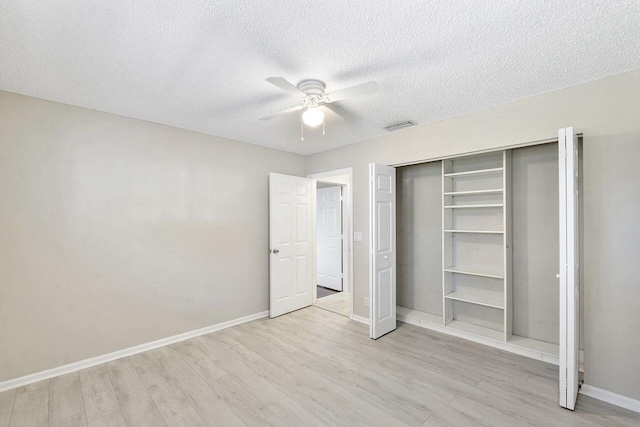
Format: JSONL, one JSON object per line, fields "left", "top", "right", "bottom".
{"left": 1, "top": 307, "right": 638, "bottom": 427}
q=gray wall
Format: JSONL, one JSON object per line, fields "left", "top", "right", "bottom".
{"left": 396, "top": 162, "right": 442, "bottom": 315}
{"left": 512, "top": 143, "right": 559, "bottom": 344}
{"left": 306, "top": 68, "right": 640, "bottom": 401}
{"left": 0, "top": 91, "right": 305, "bottom": 382}
{"left": 583, "top": 134, "right": 640, "bottom": 401}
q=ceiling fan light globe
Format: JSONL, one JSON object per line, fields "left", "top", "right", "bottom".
{"left": 302, "top": 107, "right": 324, "bottom": 127}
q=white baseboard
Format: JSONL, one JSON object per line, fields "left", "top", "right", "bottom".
{"left": 0, "top": 310, "right": 269, "bottom": 393}
{"left": 350, "top": 314, "right": 370, "bottom": 325}
{"left": 580, "top": 384, "right": 640, "bottom": 414}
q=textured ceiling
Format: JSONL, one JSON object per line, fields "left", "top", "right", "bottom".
{"left": 2, "top": 1, "right": 640, "bottom": 155}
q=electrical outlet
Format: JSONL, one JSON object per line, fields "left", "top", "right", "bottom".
{"left": 364, "top": 297, "right": 370, "bottom": 306}
{"left": 354, "top": 231, "right": 362, "bottom": 242}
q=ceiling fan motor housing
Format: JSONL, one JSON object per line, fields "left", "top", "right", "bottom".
{"left": 298, "top": 80, "right": 326, "bottom": 98}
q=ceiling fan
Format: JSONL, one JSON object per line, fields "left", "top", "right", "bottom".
{"left": 259, "top": 77, "right": 379, "bottom": 129}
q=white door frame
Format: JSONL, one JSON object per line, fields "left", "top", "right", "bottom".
{"left": 316, "top": 185, "right": 344, "bottom": 291}
{"left": 307, "top": 168, "right": 353, "bottom": 320}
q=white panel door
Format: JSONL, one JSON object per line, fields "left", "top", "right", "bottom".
{"left": 269, "top": 173, "right": 313, "bottom": 318}
{"left": 559, "top": 127, "right": 580, "bottom": 410}
{"left": 369, "top": 163, "right": 396, "bottom": 339}
{"left": 317, "top": 186, "right": 343, "bottom": 291}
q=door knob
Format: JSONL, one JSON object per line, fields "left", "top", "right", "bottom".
{"left": 556, "top": 273, "right": 560, "bottom": 279}
{"left": 272, "top": 249, "right": 280, "bottom": 254}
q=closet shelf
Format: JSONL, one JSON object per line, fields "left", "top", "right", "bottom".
{"left": 444, "top": 167, "right": 503, "bottom": 178}
{"left": 444, "top": 189, "right": 503, "bottom": 196}
{"left": 444, "top": 229, "right": 504, "bottom": 234}
{"left": 444, "top": 204, "right": 504, "bottom": 209}
{"left": 445, "top": 291, "right": 504, "bottom": 309}
{"left": 447, "top": 320, "right": 504, "bottom": 341}
{"left": 444, "top": 266, "right": 504, "bottom": 279}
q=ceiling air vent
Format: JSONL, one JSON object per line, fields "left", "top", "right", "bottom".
{"left": 383, "top": 120, "right": 417, "bottom": 132}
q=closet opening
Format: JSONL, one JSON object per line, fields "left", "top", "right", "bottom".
{"left": 395, "top": 140, "right": 582, "bottom": 366}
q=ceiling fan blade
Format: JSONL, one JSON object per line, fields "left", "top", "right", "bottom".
{"left": 265, "top": 77, "right": 307, "bottom": 98}
{"left": 259, "top": 105, "right": 304, "bottom": 121}
{"left": 324, "top": 81, "right": 379, "bottom": 103}
{"left": 319, "top": 105, "right": 344, "bottom": 123}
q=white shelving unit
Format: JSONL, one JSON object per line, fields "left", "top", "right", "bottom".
{"left": 442, "top": 151, "right": 512, "bottom": 342}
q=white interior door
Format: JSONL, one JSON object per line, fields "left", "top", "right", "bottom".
{"left": 369, "top": 163, "right": 396, "bottom": 339}
{"left": 316, "top": 186, "right": 343, "bottom": 291}
{"left": 269, "top": 173, "right": 313, "bottom": 318}
{"left": 559, "top": 127, "right": 580, "bottom": 410}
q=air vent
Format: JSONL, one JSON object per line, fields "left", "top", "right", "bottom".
{"left": 383, "top": 120, "right": 417, "bottom": 132}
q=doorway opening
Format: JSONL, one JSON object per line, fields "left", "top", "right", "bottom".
{"left": 308, "top": 168, "right": 353, "bottom": 319}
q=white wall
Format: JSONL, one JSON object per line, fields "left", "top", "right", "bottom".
{"left": 306, "top": 68, "right": 640, "bottom": 401}
{"left": 0, "top": 91, "right": 305, "bottom": 382}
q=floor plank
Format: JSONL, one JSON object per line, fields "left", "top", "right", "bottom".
{"left": 155, "top": 352, "right": 245, "bottom": 427}
{"left": 8, "top": 381, "right": 48, "bottom": 427}
{"left": 268, "top": 396, "right": 328, "bottom": 427}
{"left": 50, "top": 412, "right": 88, "bottom": 427}
{"left": 49, "top": 372, "right": 85, "bottom": 423}
{"left": 132, "top": 356, "right": 207, "bottom": 427}
{"left": 86, "top": 410, "right": 127, "bottom": 427}
{"left": 106, "top": 358, "right": 167, "bottom": 427}
{"left": 79, "top": 365, "right": 120, "bottom": 422}
{"left": 207, "top": 374, "right": 285, "bottom": 427}
{"left": 0, "top": 389, "right": 16, "bottom": 427}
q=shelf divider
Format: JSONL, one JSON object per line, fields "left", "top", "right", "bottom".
{"left": 444, "top": 229, "right": 504, "bottom": 234}
{"left": 445, "top": 291, "right": 504, "bottom": 309}
{"left": 444, "top": 204, "right": 504, "bottom": 209}
{"left": 444, "top": 266, "right": 504, "bottom": 279}
{"left": 444, "top": 167, "right": 503, "bottom": 178}
{"left": 444, "top": 189, "right": 503, "bottom": 196}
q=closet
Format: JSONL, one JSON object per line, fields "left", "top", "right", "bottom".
{"left": 397, "top": 143, "right": 560, "bottom": 363}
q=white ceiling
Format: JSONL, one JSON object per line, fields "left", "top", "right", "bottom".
{"left": 2, "top": 1, "right": 640, "bottom": 155}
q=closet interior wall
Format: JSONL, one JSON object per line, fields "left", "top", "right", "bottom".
{"left": 512, "top": 143, "right": 559, "bottom": 344}
{"left": 397, "top": 162, "right": 443, "bottom": 317}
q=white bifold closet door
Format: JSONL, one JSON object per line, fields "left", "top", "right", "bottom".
{"left": 316, "top": 186, "right": 343, "bottom": 291}
{"left": 269, "top": 173, "right": 313, "bottom": 318}
{"left": 369, "top": 163, "right": 396, "bottom": 339}
{"left": 559, "top": 127, "right": 580, "bottom": 410}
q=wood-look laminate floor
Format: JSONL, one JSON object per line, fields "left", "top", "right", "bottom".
{"left": 1, "top": 307, "right": 638, "bottom": 427}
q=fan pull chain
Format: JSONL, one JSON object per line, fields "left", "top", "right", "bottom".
{"left": 301, "top": 116, "right": 304, "bottom": 141}
{"left": 322, "top": 120, "right": 325, "bottom": 136}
